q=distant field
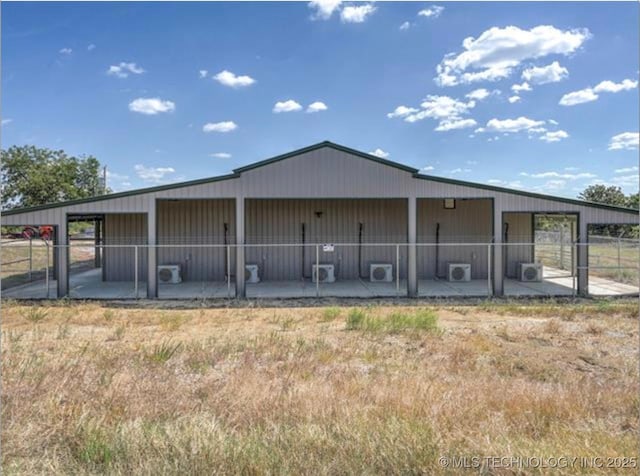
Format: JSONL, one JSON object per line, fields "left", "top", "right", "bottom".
{"left": 2, "top": 300, "right": 637, "bottom": 474}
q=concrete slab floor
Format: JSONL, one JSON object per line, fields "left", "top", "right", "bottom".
{"left": 246, "top": 279, "right": 408, "bottom": 299}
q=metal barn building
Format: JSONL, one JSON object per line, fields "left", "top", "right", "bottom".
{"left": 2, "top": 141, "right": 638, "bottom": 299}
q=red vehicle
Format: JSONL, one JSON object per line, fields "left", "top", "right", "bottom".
{"left": 21, "top": 225, "right": 53, "bottom": 240}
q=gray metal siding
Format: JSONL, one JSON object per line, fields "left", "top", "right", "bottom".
{"left": 157, "top": 199, "right": 235, "bottom": 281}
{"left": 503, "top": 212, "right": 533, "bottom": 278}
{"left": 103, "top": 214, "right": 148, "bottom": 281}
{"left": 417, "top": 199, "right": 492, "bottom": 279}
{"left": 245, "top": 199, "right": 408, "bottom": 281}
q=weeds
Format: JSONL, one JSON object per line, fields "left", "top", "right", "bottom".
{"left": 145, "top": 340, "right": 182, "bottom": 363}
{"left": 346, "top": 308, "right": 439, "bottom": 334}
{"left": 321, "top": 307, "right": 341, "bottom": 322}
{"left": 22, "top": 307, "right": 48, "bottom": 323}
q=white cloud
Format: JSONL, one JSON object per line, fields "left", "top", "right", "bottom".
{"left": 87, "top": 44, "right": 96, "bottom": 51}
{"left": 134, "top": 165, "right": 176, "bottom": 184}
{"left": 340, "top": 4, "right": 376, "bottom": 23}
{"left": 487, "top": 179, "right": 524, "bottom": 189}
{"left": 418, "top": 5, "right": 444, "bottom": 18}
{"left": 407, "top": 95, "right": 475, "bottom": 122}
{"left": 559, "top": 88, "right": 598, "bottom": 106}
{"left": 273, "top": 100, "right": 303, "bottom": 113}
{"left": 59, "top": 48, "right": 72, "bottom": 55}
{"left": 560, "top": 78, "right": 637, "bottom": 106}
{"left": 199, "top": 70, "right": 208, "bottom": 79}
{"left": 435, "top": 25, "right": 590, "bottom": 86}
{"left": 422, "top": 165, "right": 435, "bottom": 172}
{"left": 608, "top": 132, "right": 639, "bottom": 151}
{"left": 202, "top": 121, "right": 238, "bottom": 133}
{"left": 593, "top": 79, "right": 638, "bottom": 93}
{"left": 449, "top": 168, "right": 472, "bottom": 174}
{"left": 213, "top": 70, "right": 256, "bottom": 88}
{"left": 1, "top": 118, "right": 13, "bottom": 126}
{"left": 615, "top": 166, "right": 638, "bottom": 174}
{"left": 511, "top": 82, "right": 532, "bottom": 93}
{"left": 435, "top": 118, "right": 477, "bottom": 131}
{"left": 308, "top": 0, "right": 342, "bottom": 20}
{"left": 508, "top": 96, "right": 521, "bottom": 104}
{"left": 108, "top": 62, "right": 145, "bottom": 78}
{"left": 520, "top": 171, "right": 595, "bottom": 179}
{"left": 369, "top": 148, "right": 389, "bottom": 159}
{"left": 549, "top": 119, "right": 559, "bottom": 125}
{"left": 306, "top": 101, "right": 328, "bottom": 113}
{"left": 210, "top": 152, "right": 232, "bottom": 159}
{"left": 386, "top": 105, "right": 419, "bottom": 118}
{"left": 485, "top": 116, "right": 545, "bottom": 133}
{"left": 465, "top": 88, "right": 490, "bottom": 100}
{"left": 611, "top": 174, "right": 640, "bottom": 186}
{"left": 400, "top": 21, "right": 411, "bottom": 31}
{"left": 539, "top": 130, "right": 569, "bottom": 143}
{"left": 521, "top": 61, "right": 568, "bottom": 84}
{"left": 128, "top": 98, "right": 175, "bottom": 115}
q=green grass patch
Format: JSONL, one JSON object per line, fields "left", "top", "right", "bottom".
{"left": 346, "top": 308, "right": 439, "bottom": 334}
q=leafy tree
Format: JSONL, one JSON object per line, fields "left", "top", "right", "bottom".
{"left": 627, "top": 192, "right": 639, "bottom": 210}
{"left": 1, "top": 146, "right": 108, "bottom": 210}
{"left": 578, "top": 184, "right": 628, "bottom": 207}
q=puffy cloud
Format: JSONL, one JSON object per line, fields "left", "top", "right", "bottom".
{"left": 273, "top": 100, "right": 303, "bottom": 113}
{"left": 308, "top": 0, "right": 342, "bottom": 20}
{"left": 199, "top": 70, "right": 208, "bottom": 79}
{"left": 593, "top": 79, "right": 638, "bottom": 93}
{"left": 511, "top": 82, "right": 532, "bottom": 93}
{"left": 108, "top": 62, "right": 145, "bottom": 78}
{"left": 134, "top": 165, "right": 176, "bottom": 184}
{"left": 422, "top": 165, "right": 435, "bottom": 172}
{"left": 340, "top": 4, "right": 376, "bottom": 23}
{"left": 614, "top": 166, "right": 638, "bottom": 174}
{"left": 369, "top": 148, "right": 390, "bottom": 158}
{"left": 485, "top": 116, "right": 545, "bottom": 133}
{"left": 210, "top": 153, "right": 232, "bottom": 159}
{"left": 59, "top": 48, "right": 72, "bottom": 55}
{"left": 521, "top": 61, "right": 568, "bottom": 84}
{"left": 128, "top": 98, "right": 175, "bottom": 115}
{"left": 610, "top": 174, "right": 639, "bottom": 186}
{"left": 559, "top": 88, "right": 598, "bottom": 106}
{"left": 386, "top": 105, "right": 419, "bottom": 118}
{"left": 213, "top": 70, "right": 256, "bottom": 88}
{"left": 418, "top": 5, "right": 444, "bottom": 18}
{"left": 435, "top": 118, "right": 477, "bottom": 131}
{"left": 608, "top": 132, "right": 639, "bottom": 151}
{"left": 508, "top": 96, "right": 521, "bottom": 104}
{"left": 202, "top": 121, "right": 238, "bottom": 133}
{"left": 306, "top": 101, "right": 328, "bottom": 113}
{"left": 560, "top": 78, "right": 637, "bottom": 106}
{"left": 435, "top": 25, "right": 590, "bottom": 86}
{"left": 465, "top": 88, "right": 490, "bottom": 100}
{"left": 539, "top": 130, "right": 569, "bottom": 143}
{"left": 400, "top": 21, "right": 411, "bottom": 31}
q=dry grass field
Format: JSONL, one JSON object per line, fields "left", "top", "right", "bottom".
{"left": 1, "top": 299, "right": 638, "bottom": 474}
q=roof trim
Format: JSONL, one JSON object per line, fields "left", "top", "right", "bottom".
{"left": 233, "top": 141, "right": 420, "bottom": 174}
{"left": 1, "top": 141, "right": 637, "bottom": 217}
{"left": 413, "top": 173, "right": 639, "bottom": 214}
{"left": 1, "top": 172, "right": 240, "bottom": 216}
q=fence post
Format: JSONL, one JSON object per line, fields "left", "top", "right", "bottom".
{"left": 572, "top": 242, "right": 576, "bottom": 297}
{"left": 559, "top": 227, "right": 565, "bottom": 270}
{"left": 487, "top": 243, "right": 492, "bottom": 297}
{"left": 134, "top": 245, "right": 139, "bottom": 298}
{"left": 45, "top": 241, "right": 50, "bottom": 297}
{"left": 315, "top": 244, "right": 320, "bottom": 298}
{"left": 396, "top": 244, "right": 400, "bottom": 296}
{"left": 617, "top": 237, "right": 622, "bottom": 278}
{"left": 28, "top": 238, "right": 33, "bottom": 281}
{"left": 226, "top": 245, "right": 231, "bottom": 298}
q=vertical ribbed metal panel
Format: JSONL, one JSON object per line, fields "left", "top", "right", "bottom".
{"left": 103, "top": 214, "right": 148, "bottom": 281}
{"left": 417, "top": 199, "right": 492, "bottom": 279}
{"left": 503, "top": 212, "right": 533, "bottom": 278}
{"left": 245, "top": 199, "right": 407, "bottom": 281}
{"left": 156, "top": 199, "right": 235, "bottom": 281}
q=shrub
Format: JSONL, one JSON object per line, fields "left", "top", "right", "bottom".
{"left": 321, "top": 307, "right": 341, "bottom": 322}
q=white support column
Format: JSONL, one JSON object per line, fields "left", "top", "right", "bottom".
{"left": 407, "top": 196, "right": 418, "bottom": 297}
{"left": 56, "top": 222, "right": 69, "bottom": 297}
{"left": 147, "top": 199, "right": 157, "bottom": 298}
{"left": 492, "top": 204, "right": 504, "bottom": 296}
{"left": 235, "top": 196, "right": 246, "bottom": 298}
{"left": 577, "top": 215, "right": 588, "bottom": 296}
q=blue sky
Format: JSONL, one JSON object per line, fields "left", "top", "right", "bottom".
{"left": 2, "top": 1, "right": 638, "bottom": 197}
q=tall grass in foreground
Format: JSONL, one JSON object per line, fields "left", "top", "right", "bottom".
{"left": 346, "top": 307, "right": 440, "bottom": 334}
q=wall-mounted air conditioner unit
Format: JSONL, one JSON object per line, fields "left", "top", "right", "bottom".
{"left": 245, "top": 264, "right": 260, "bottom": 283}
{"left": 370, "top": 263, "right": 393, "bottom": 282}
{"left": 519, "top": 263, "right": 543, "bottom": 282}
{"left": 448, "top": 263, "right": 471, "bottom": 282}
{"left": 158, "top": 265, "right": 182, "bottom": 284}
{"left": 312, "top": 264, "right": 335, "bottom": 283}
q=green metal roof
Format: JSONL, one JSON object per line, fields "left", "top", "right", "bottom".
{"left": 2, "top": 141, "right": 638, "bottom": 216}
